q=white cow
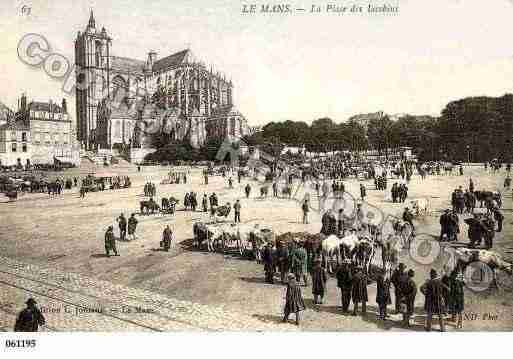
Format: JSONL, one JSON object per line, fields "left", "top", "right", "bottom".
{"left": 321, "top": 234, "right": 343, "bottom": 272}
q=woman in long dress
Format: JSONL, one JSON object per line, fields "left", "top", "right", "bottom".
{"left": 283, "top": 273, "right": 305, "bottom": 326}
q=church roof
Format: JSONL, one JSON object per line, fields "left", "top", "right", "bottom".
{"left": 110, "top": 56, "right": 145, "bottom": 74}
{"left": 28, "top": 101, "right": 65, "bottom": 113}
{"left": 153, "top": 49, "right": 189, "bottom": 72}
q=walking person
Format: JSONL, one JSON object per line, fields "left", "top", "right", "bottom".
{"left": 117, "top": 213, "right": 127, "bottom": 241}
{"left": 302, "top": 199, "right": 310, "bottom": 224}
{"left": 402, "top": 269, "right": 417, "bottom": 327}
{"left": 244, "top": 183, "right": 251, "bottom": 198}
{"left": 291, "top": 242, "right": 308, "bottom": 286}
{"left": 262, "top": 243, "right": 275, "bottom": 284}
{"left": 282, "top": 273, "right": 305, "bottom": 326}
{"left": 376, "top": 272, "right": 392, "bottom": 320}
{"left": 202, "top": 194, "right": 208, "bottom": 212}
{"left": 311, "top": 259, "right": 327, "bottom": 304}
{"left": 391, "top": 263, "right": 407, "bottom": 313}
{"left": 104, "top": 226, "right": 119, "bottom": 257}
{"left": 449, "top": 269, "right": 465, "bottom": 329}
{"left": 127, "top": 213, "right": 138, "bottom": 241}
{"left": 233, "top": 199, "right": 241, "bottom": 223}
{"left": 421, "top": 269, "right": 449, "bottom": 332}
{"left": 14, "top": 298, "right": 46, "bottom": 332}
{"left": 161, "top": 225, "right": 174, "bottom": 252}
{"left": 276, "top": 241, "right": 290, "bottom": 283}
{"left": 336, "top": 260, "right": 353, "bottom": 312}
{"left": 360, "top": 183, "right": 366, "bottom": 200}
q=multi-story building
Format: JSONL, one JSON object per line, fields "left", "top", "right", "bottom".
{"left": 0, "top": 120, "right": 31, "bottom": 167}
{"left": 0, "top": 94, "right": 80, "bottom": 167}
{"left": 75, "top": 11, "right": 249, "bottom": 153}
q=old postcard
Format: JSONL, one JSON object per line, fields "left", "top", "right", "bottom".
{"left": 0, "top": 0, "right": 512, "bottom": 355}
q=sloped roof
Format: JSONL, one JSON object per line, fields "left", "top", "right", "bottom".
{"left": 153, "top": 49, "right": 189, "bottom": 72}
{"left": 28, "top": 101, "right": 65, "bottom": 113}
{"left": 110, "top": 56, "right": 145, "bottom": 74}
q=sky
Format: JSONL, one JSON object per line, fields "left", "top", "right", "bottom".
{"left": 1, "top": 0, "right": 513, "bottom": 126}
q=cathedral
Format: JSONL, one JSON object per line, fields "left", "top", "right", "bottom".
{"left": 75, "top": 11, "right": 249, "bottom": 154}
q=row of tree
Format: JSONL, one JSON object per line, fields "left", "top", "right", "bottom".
{"left": 243, "top": 94, "right": 513, "bottom": 162}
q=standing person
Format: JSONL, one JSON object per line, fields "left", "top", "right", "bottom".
{"left": 301, "top": 199, "right": 309, "bottom": 224}
{"left": 360, "top": 183, "right": 366, "bottom": 200}
{"left": 228, "top": 177, "right": 233, "bottom": 188}
{"left": 117, "top": 213, "right": 127, "bottom": 241}
{"left": 14, "top": 298, "right": 46, "bottom": 332}
{"left": 421, "top": 269, "right": 449, "bottom": 332}
{"left": 127, "top": 213, "right": 138, "bottom": 241}
{"left": 262, "top": 243, "right": 275, "bottom": 284}
{"left": 449, "top": 269, "right": 465, "bottom": 329}
{"left": 469, "top": 177, "right": 474, "bottom": 193}
{"left": 337, "top": 208, "right": 346, "bottom": 234}
{"left": 282, "top": 273, "right": 305, "bottom": 326}
{"left": 272, "top": 181, "right": 278, "bottom": 197}
{"left": 292, "top": 243, "right": 308, "bottom": 286}
{"left": 391, "top": 263, "right": 406, "bottom": 313}
{"left": 352, "top": 265, "right": 368, "bottom": 316}
{"left": 311, "top": 259, "right": 327, "bottom": 304}
{"left": 104, "top": 226, "right": 118, "bottom": 257}
{"left": 79, "top": 186, "right": 86, "bottom": 198}
{"left": 336, "top": 260, "right": 353, "bottom": 313}
{"left": 459, "top": 165, "right": 463, "bottom": 176}
{"left": 202, "top": 194, "right": 208, "bottom": 212}
{"left": 161, "top": 225, "right": 173, "bottom": 252}
{"left": 190, "top": 192, "right": 198, "bottom": 211}
{"left": 402, "top": 269, "right": 417, "bottom": 327}
{"left": 492, "top": 207, "right": 504, "bottom": 232}
{"left": 244, "top": 183, "right": 251, "bottom": 198}
{"left": 276, "top": 241, "right": 290, "bottom": 284}
{"left": 376, "top": 272, "right": 392, "bottom": 320}
{"left": 233, "top": 199, "right": 241, "bottom": 223}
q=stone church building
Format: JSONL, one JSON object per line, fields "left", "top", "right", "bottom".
{"left": 75, "top": 12, "right": 249, "bottom": 158}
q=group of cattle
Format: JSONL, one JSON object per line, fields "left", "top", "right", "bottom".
{"left": 193, "top": 221, "right": 274, "bottom": 258}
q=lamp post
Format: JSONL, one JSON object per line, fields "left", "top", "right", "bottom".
{"left": 466, "top": 145, "right": 470, "bottom": 165}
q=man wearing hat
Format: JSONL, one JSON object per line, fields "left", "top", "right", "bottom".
{"left": 439, "top": 209, "right": 451, "bottom": 241}
{"left": 391, "top": 263, "right": 407, "bottom": 314}
{"left": 336, "top": 259, "right": 353, "bottom": 312}
{"left": 420, "top": 268, "right": 449, "bottom": 332}
{"left": 14, "top": 298, "right": 46, "bottom": 332}
{"left": 104, "top": 225, "right": 118, "bottom": 257}
{"left": 127, "top": 213, "right": 138, "bottom": 241}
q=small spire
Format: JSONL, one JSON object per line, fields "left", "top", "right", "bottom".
{"left": 88, "top": 10, "right": 95, "bottom": 28}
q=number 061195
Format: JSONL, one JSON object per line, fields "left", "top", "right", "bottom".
{"left": 5, "top": 339, "right": 36, "bottom": 348}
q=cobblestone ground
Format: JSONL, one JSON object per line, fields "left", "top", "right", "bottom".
{"left": 0, "top": 162, "right": 511, "bottom": 331}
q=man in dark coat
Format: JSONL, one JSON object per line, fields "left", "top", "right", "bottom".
{"left": 492, "top": 207, "right": 504, "bottom": 232}
{"left": 402, "top": 269, "right": 417, "bottom": 327}
{"left": 117, "top": 213, "right": 127, "bottom": 241}
{"left": 311, "top": 259, "right": 327, "bottom": 304}
{"left": 351, "top": 265, "right": 368, "bottom": 316}
{"left": 161, "top": 225, "right": 173, "bottom": 252}
{"left": 375, "top": 272, "right": 391, "bottom": 320}
{"left": 127, "top": 213, "right": 138, "bottom": 241}
{"left": 276, "top": 241, "right": 290, "bottom": 284}
{"left": 14, "top": 298, "right": 46, "bottom": 332}
{"left": 104, "top": 226, "right": 118, "bottom": 257}
{"left": 466, "top": 213, "right": 484, "bottom": 248}
{"left": 336, "top": 260, "right": 353, "bottom": 312}
{"left": 449, "top": 269, "right": 465, "bottom": 329}
{"left": 244, "top": 183, "right": 251, "bottom": 198}
{"left": 360, "top": 183, "right": 366, "bottom": 200}
{"left": 262, "top": 243, "right": 275, "bottom": 284}
{"left": 233, "top": 200, "right": 241, "bottom": 223}
{"left": 420, "top": 269, "right": 449, "bottom": 332}
{"left": 283, "top": 273, "right": 305, "bottom": 326}
{"left": 391, "top": 263, "right": 406, "bottom": 313}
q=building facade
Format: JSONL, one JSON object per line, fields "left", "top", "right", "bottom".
{"left": 75, "top": 11, "right": 249, "bottom": 153}
{"left": 0, "top": 94, "right": 80, "bottom": 167}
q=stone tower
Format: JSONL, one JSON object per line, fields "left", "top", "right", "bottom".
{"left": 75, "top": 11, "right": 111, "bottom": 149}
